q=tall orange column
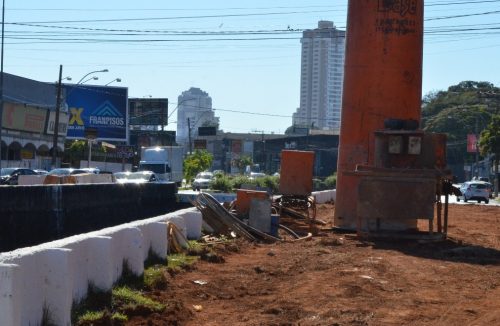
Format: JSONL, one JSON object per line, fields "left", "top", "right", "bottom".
{"left": 334, "top": 0, "right": 424, "bottom": 229}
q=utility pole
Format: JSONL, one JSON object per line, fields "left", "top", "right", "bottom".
{"left": 475, "top": 117, "right": 479, "bottom": 179}
{"left": 0, "top": 0, "right": 5, "bottom": 170}
{"left": 187, "top": 117, "right": 192, "bottom": 154}
{"left": 51, "top": 64, "right": 63, "bottom": 168}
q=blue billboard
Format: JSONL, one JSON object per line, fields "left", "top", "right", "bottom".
{"left": 65, "top": 85, "right": 128, "bottom": 141}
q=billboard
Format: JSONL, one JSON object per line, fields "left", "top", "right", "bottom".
{"left": 65, "top": 85, "right": 128, "bottom": 141}
{"left": 46, "top": 111, "right": 69, "bottom": 136}
{"left": 467, "top": 134, "right": 477, "bottom": 153}
{"left": 129, "top": 98, "right": 168, "bottom": 126}
{"left": 1, "top": 102, "right": 47, "bottom": 133}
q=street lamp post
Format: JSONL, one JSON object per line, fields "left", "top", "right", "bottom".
{"left": 80, "top": 76, "right": 98, "bottom": 85}
{"left": 76, "top": 69, "right": 108, "bottom": 85}
{"left": 105, "top": 78, "right": 121, "bottom": 86}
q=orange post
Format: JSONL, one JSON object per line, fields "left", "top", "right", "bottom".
{"left": 334, "top": 0, "right": 424, "bottom": 229}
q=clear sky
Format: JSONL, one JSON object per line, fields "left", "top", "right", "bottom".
{"left": 4, "top": 0, "right": 500, "bottom": 134}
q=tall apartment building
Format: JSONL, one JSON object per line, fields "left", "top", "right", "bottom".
{"left": 175, "top": 87, "right": 219, "bottom": 151}
{"left": 293, "top": 21, "right": 346, "bottom": 132}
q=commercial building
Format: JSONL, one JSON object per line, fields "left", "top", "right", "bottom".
{"left": 175, "top": 87, "right": 219, "bottom": 152}
{"left": 293, "top": 21, "right": 346, "bottom": 132}
{"left": 0, "top": 73, "right": 67, "bottom": 170}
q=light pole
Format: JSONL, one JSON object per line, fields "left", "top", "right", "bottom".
{"left": 79, "top": 76, "right": 98, "bottom": 85}
{"left": 105, "top": 78, "right": 121, "bottom": 86}
{"left": 76, "top": 69, "right": 108, "bottom": 85}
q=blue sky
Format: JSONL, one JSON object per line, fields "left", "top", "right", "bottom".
{"left": 4, "top": 0, "right": 500, "bottom": 134}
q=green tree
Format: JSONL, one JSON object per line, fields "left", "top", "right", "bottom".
{"left": 479, "top": 114, "right": 500, "bottom": 197}
{"left": 422, "top": 81, "right": 499, "bottom": 168}
{"left": 183, "top": 150, "right": 213, "bottom": 182}
{"left": 232, "top": 155, "right": 253, "bottom": 173}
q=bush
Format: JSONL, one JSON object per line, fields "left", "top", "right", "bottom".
{"left": 255, "top": 176, "right": 279, "bottom": 193}
{"left": 313, "top": 178, "right": 326, "bottom": 191}
{"left": 230, "top": 175, "right": 253, "bottom": 190}
{"left": 210, "top": 175, "right": 232, "bottom": 193}
{"left": 324, "top": 173, "right": 337, "bottom": 189}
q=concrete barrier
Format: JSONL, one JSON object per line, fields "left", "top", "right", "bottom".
{"left": 0, "top": 207, "right": 202, "bottom": 326}
{"left": 312, "top": 189, "right": 336, "bottom": 204}
{"left": 0, "top": 182, "right": 178, "bottom": 251}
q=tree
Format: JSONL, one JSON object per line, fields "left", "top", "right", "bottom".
{"left": 232, "top": 155, "right": 253, "bottom": 173}
{"left": 183, "top": 150, "right": 213, "bottom": 182}
{"left": 479, "top": 114, "right": 500, "bottom": 197}
{"left": 421, "top": 81, "right": 498, "bottom": 170}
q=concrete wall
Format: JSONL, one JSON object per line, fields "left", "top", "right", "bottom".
{"left": 312, "top": 189, "right": 336, "bottom": 204}
{"left": 0, "top": 207, "right": 202, "bottom": 326}
{"left": 0, "top": 183, "right": 178, "bottom": 252}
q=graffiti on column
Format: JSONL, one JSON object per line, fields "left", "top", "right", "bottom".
{"left": 376, "top": 0, "right": 418, "bottom": 35}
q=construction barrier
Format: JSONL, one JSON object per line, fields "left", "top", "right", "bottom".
{"left": 0, "top": 183, "right": 178, "bottom": 252}
{"left": 312, "top": 189, "right": 336, "bottom": 204}
{"left": 0, "top": 207, "right": 202, "bottom": 326}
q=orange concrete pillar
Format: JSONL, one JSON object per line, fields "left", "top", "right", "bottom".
{"left": 334, "top": 0, "right": 424, "bottom": 229}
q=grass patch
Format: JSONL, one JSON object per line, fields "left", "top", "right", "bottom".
{"left": 144, "top": 265, "right": 168, "bottom": 290}
{"left": 167, "top": 253, "right": 199, "bottom": 272}
{"left": 71, "top": 284, "right": 112, "bottom": 324}
{"left": 78, "top": 310, "right": 104, "bottom": 322}
{"left": 112, "top": 286, "right": 165, "bottom": 313}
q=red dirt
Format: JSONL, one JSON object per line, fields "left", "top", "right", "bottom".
{"left": 127, "top": 203, "right": 500, "bottom": 325}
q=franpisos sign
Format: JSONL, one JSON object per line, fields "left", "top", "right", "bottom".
{"left": 65, "top": 85, "right": 128, "bottom": 141}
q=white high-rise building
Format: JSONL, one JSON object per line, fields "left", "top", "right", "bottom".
{"left": 293, "top": 21, "right": 345, "bottom": 132}
{"left": 176, "top": 87, "right": 219, "bottom": 150}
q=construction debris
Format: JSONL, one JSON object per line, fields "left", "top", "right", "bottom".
{"left": 192, "top": 192, "right": 313, "bottom": 243}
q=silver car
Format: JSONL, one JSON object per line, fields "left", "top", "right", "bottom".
{"left": 192, "top": 172, "right": 214, "bottom": 191}
{"left": 457, "top": 181, "right": 490, "bottom": 204}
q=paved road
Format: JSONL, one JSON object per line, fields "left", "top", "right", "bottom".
{"left": 442, "top": 195, "right": 500, "bottom": 207}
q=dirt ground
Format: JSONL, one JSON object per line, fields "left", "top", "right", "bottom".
{"left": 127, "top": 203, "right": 500, "bottom": 326}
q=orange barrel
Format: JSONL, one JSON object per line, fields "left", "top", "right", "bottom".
{"left": 334, "top": 0, "right": 424, "bottom": 229}
{"left": 236, "top": 189, "right": 269, "bottom": 217}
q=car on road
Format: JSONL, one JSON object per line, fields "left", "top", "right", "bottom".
{"left": 248, "top": 172, "right": 266, "bottom": 180}
{"left": 0, "top": 168, "right": 38, "bottom": 185}
{"left": 457, "top": 181, "right": 490, "bottom": 204}
{"left": 192, "top": 171, "right": 214, "bottom": 191}
{"left": 114, "top": 171, "right": 159, "bottom": 184}
{"left": 48, "top": 168, "right": 89, "bottom": 176}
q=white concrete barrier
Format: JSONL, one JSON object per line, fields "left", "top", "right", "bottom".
{"left": 18, "top": 174, "right": 46, "bottom": 185}
{"left": 0, "top": 264, "right": 21, "bottom": 326}
{"left": 0, "top": 207, "right": 202, "bottom": 326}
{"left": 312, "top": 189, "right": 336, "bottom": 204}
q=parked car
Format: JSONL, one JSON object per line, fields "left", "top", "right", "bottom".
{"left": 192, "top": 171, "right": 214, "bottom": 191}
{"left": 248, "top": 172, "right": 266, "bottom": 180}
{"left": 0, "top": 168, "right": 38, "bottom": 185}
{"left": 80, "top": 167, "right": 100, "bottom": 174}
{"left": 48, "top": 168, "right": 89, "bottom": 176}
{"left": 34, "top": 169, "right": 49, "bottom": 175}
{"left": 114, "top": 171, "right": 159, "bottom": 184}
{"left": 457, "top": 181, "right": 490, "bottom": 204}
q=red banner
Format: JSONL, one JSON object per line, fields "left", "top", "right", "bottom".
{"left": 467, "top": 134, "right": 477, "bottom": 153}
